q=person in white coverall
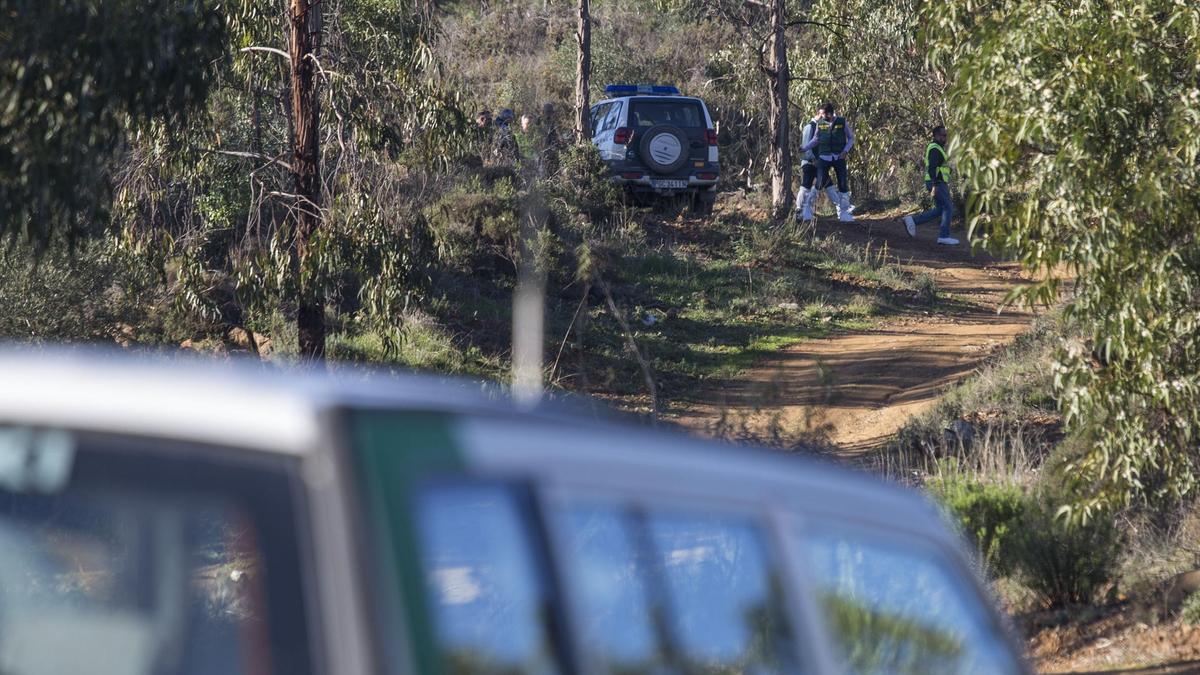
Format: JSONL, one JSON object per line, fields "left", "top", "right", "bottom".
{"left": 794, "top": 106, "right": 834, "bottom": 222}
{"left": 797, "top": 101, "right": 855, "bottom": 222}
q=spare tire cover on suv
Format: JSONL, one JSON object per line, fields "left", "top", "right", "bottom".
{"left": 638, "top": 124, "right": 689, "bottom": 174}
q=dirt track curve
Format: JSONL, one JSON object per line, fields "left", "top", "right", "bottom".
{"left": 671, "top": 210, "right": 1038, "bottom": 455}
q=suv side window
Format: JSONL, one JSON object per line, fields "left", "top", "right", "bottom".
{"left": 802, "top": 528, "right": 1021, "bottom": 675}
{"left": 601, "top": 102, "right": 623, "bottom": 133}
{"left": 416, "top": 483, "right": 564, "bottom": 675}
{"left": 552, "top": 500, "right": 796, "bottom": 675}
{"left": 590, "top": 103, "right": 611, "bottom": 139}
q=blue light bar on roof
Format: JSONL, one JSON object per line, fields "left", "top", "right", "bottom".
{"left": 604, "top": 84, "right": 681, "bottom": 96}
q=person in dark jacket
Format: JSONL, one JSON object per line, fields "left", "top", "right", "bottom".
{"left": 902, "top": 125, "right": 958, "bottom": 245}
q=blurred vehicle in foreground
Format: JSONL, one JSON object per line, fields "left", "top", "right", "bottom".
{"left": 0, "top": 352, "right": 1027, "bottom": 675}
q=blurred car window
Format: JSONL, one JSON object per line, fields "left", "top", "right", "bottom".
{"left": 0, "top": 435, "right": 310, "bottom": 675}
{"left": 553, "top": 503, "right": 668, "bottom": 674}
{"left": 803, "top": 529, "right": 1021, "bottom": 675}
{"left": 416, "top": 483, "right": 563, "bottom": 675}
{"left": 646, "top": 513, "right": 793, "bottom": 674}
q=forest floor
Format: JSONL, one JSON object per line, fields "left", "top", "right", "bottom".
{"left": 669, "top": 203, "right": 1037, "bottom": 455}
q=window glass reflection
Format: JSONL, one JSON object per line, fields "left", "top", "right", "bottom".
{"left": 647, "top": 514, "right": 791, "bottom": 675}
{"left": 417, "top": 484, "right": 561, "bottom": 675}
{"left": 805, "top": 532, "right": 1020, "bottom": 675}
{"left": 0, "top": 491, "right": 279, "bottom": 675}
{"left": 554, "top": 505, "right": 667, "bottom": 674}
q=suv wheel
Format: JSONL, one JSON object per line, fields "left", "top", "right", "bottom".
{"left": 637, "top": 124, "right": 689, "bottom": 174}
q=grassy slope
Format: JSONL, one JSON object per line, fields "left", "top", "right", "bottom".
{"left": 326, "top": 193, "right": 936, "bottom": 414}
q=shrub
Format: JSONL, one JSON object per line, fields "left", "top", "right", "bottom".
{"left": 423, "top": 174, "right": 521, "bottom": 269}
{"left": 927, "top": 470, "right": 1025, "bottom": 576}
{"left": 1012, "top": 491, "right": 1120, "bottom": 608}
{"left": 1182, "top": 592, "right": 1200, "bottom": 626}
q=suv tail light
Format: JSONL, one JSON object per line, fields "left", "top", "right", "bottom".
{"left": 705, "top": 129, "right": 718, "bottom": 146}
{"left": 697, "top": 172, "right": 718, "bottom": 180}
{"left": 614, "top": 127, "right": 633, "bottom": 145}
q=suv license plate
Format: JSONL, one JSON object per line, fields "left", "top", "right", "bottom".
{"left": 651, "top": 179, "right": 687, "bottom": 189}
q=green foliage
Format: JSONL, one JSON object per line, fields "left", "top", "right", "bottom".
{"left": 820, "top": 594, "right": 964, "bottom": 674}
{"left": 423, "top": 173, "right": 522, "bottom": 268}
{"left": 792, "top": 0, "right": 943, "bottom": 200}
{"left": 544, "top": 143, "right": 622, "bottom": 230}
{"left": 1011, "top": 489, "right": 1120, "bottom": 608}
{"left": 928, "top": 468, "right": 1118, "bottom": 609}
{"left": 926, "top": 0, "right": 1200, "bottom": 517}
{"left": 928, "top": 469, "right": 1025, "bottom": 576}
{"left": 0, "top": 238, "right": 164, "bottom": 343}
{"left": 1182, "top": 592, "right": 1200, "bottom": 627}
{"left": 0, "top": 0, "right": 226, "bottom": 241}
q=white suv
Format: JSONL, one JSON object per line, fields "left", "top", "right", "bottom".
{"left": 590, "top": 84, "right": 720, "bottom": 215}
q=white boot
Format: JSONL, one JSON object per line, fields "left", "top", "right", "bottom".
{"left": 794, "top": 187, "right": 809, "bottom": 222}
{"left": 838, "top": 192, "right": 856, "bottom": 222}
{"left": 801, "top": 186, "right": 817, "bottom": 220}
{"left": 824, "top": 186, "right": 840, "bottom": 217}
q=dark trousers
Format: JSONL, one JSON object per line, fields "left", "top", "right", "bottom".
{"left": 800, "top": 163, "right": 833, "bottom": 190}
{"left": 816, "top": 157, "right": 849, "bottom": 193}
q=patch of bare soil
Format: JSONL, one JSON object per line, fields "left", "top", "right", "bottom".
{"left": 670, "top": 208, "right": 1039, "bottom": 455}
{"left": 1026, "top": 604, "right": 1200, "bottom": 673}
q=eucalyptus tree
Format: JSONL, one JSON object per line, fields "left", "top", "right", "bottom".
{"left": 117, "top": 0, "right": 468, "bottom": 361}
{"left": 575, "top": 0, "right": 592, "bottom": 142}
{"left": 927, "top": 0, "right": 1200, "bottom": 518}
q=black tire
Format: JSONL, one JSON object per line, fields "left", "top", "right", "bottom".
{"left": 637, "top": 124, "right": 689, "bottom": 174}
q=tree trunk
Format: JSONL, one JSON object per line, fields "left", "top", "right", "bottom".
{"left": 289, "top": 0, "right": 325, "bottom": 361}
{"left": 573, "top": 0, "right": 591, "bottom": 143}
{"left": 767, "top": 0, "right": 792, "bottom": 220}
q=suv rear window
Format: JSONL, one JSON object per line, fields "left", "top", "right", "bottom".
{"left": 629, "top": 100, "right": 705, "bottom": 128}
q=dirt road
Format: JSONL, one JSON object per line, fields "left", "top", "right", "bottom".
{"left": 671, "top": 211, "right": 1037, "bottom": 454}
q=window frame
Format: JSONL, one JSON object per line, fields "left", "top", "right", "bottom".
{"left": 539, "top": 482, "right": 818, "bottom": 675}
{"left": 0, "top": 429, "right": 320, "bottom": 675}
{"left": 788, "top": 515, "right": 1028, "bottom": 675}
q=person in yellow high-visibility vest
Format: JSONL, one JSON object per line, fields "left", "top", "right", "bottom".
{"left": 902, "top": 125, "right": 958, "bottom": 245}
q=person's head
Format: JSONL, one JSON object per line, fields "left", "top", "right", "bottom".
{"left": 496, "top": 108, "right": 515, "bottom": 127}
{"left": 520, "top": 114, "right": 532, "bottom": 132}
{"left": 820, "top": 102, "right": 837, "bottom": 121}
{"left": 931, "top": 124, "right": 947, "bottom": 145}
{"left": 476, "top": 109, "right": 492, "bottom": 128}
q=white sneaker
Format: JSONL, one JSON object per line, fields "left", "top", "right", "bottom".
{"left": 903, "top": 216, "right": 916, "bottom": 238}
{"left": 936, "top": 237, "right": 959, "bottom": 245}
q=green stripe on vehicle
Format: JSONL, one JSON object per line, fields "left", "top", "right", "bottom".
{"left": 351, "top": 410, "right": 467, "bottom": 675}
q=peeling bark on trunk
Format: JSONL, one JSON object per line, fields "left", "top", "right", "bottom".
{"left": 767, "top": 0, "right": 792, "bottom": 220}
{"left": 574, "top": 0, "right": 591, "bottom": 143}
{"left": 289, "top": 0, "right": 324, "bottom": 362}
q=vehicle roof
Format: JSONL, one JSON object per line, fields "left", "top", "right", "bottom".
{"left": 0, "top": 347, "right": 948, "bottom": 538}
{"left": 0, "top": 347, "right": 523, "bottom": 456}
{"left": 595, "top": 95, "right": 707, "bottom": 106}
